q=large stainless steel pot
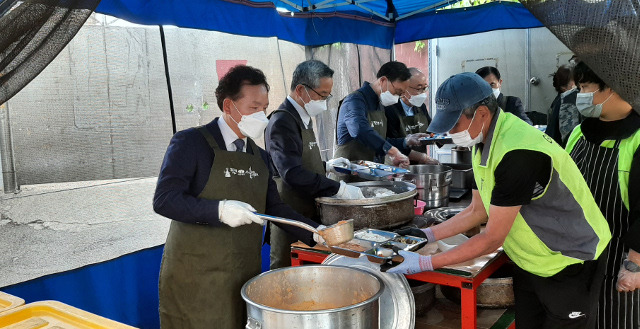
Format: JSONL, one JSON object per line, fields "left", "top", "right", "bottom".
{"left": 451, "top": 147, "right": 472, "bottom": 164}
{"left": 442, "top": 163, "right": 473, "bottom": 190}
{"left": 316, "top": 181, "right": 417, "bottom": 230}
{"left": 401, "top": 165, "right": 452, "bottom": 209}
{"left": 242, "top": 265, "right": 384, "bottom": 329}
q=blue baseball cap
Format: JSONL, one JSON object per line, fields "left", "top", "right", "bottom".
{"left": 428, "top": 72, "right": 493, "bottom": 134}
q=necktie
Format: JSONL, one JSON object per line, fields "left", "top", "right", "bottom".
{"left": 233, "top": 139, "right": 245, "bottom": 152}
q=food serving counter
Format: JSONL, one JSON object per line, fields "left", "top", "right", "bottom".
{"left": 290, "top": 241, "right": 514, "bottom": 329}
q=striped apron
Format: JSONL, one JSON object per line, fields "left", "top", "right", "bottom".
{"left": 569, "top": 138, "right": 640, "bottom": 329}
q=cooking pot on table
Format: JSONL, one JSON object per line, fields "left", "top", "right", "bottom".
{"left": 242, "top": 265, "right": 384, "bottom": 329}
{"left": 316, "top": 181, "right": 417, "bottom": 230}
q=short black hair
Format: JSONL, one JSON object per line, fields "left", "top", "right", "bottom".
{"left": 376, "top": 61, "right": 411, "bottom": 82}
{"left": 476, "top": 66, "right": 501, "bottom": 80}
{"left": 551, "top": 65, "right": 573, "bottom": 93}
{"left": 215, "top": 65, "right": 270, "bottom": 110}
{"left": 572, "top": 61, "right": 607, "bottom": 91}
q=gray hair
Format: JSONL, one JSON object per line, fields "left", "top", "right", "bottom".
{"left": 290, "top": 60, "right": 334, "bottom": 91}
{"left": 462, "top": 94, "right": 498, "bottom": 118}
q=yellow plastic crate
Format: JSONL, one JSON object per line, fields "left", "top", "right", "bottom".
{"left": 0, "top": 292, "right": 24, "bottom": 313}
{"left": 0, "top": 301, "right": 136, "bottom": 329}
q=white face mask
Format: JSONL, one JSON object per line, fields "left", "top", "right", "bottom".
{"left": 560, "top": 87, "right": 577, "bottom": 98}
{"left": 449, "top": 111, "right": 484, "bottom": 148}
{"left": 492, "top": 88, "right": 501, "bottom": 99}
{"left": 230, "top": 101, "right": 269, "bottom": 139}
{"left": 380, "top": 79, "right": 400, "bottom": 106}
{"left": 576, "top": 91, "right": 613, "bottom": 118}
{"left": 301, "top": 87, "right": 328, "bottom": 117}
{"left": 408, "top": 92, "right": 427, "bottom": 107}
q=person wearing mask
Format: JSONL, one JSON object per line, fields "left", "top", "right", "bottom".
{"left": 386, "top": 72, "right": 611, "bottom": 329}
{"left": 153, "top": 65, "right": 324, "bottom": 329}
{"left": 476, "top": 66, "right": 533, "bottom": 125}
{"left": 565, "top": 61, "right": 640, "bottom": 329}
{"left": 265, "top": 60, "right": 364, "bottom": 269}
{"left": 546, "top": 65, "right": 581, "bottom": 146}
{"left": 335, "top": 61, "right": 424, "bottom": 168}
{"left": 385, "top": 67, "right": 438, "bottom": 164}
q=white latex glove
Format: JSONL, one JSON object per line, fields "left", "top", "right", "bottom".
{"left": 405, "top": 133, "right": 430, "bottom": 147}
{"left": 419, "top": 153, "right": 440, "bottom": 165}
{"left": 218, "top": 200, "right": 264, "bottom": 227}
{"left": 381, "top": 250, "right": 433, "bottom": 275}
{"left": 388, "top": 148, "right": 410, "bottom": 169}
{"left": 326, "top": 157, "right": 351, "bottom": 173}
{"left": 313, "top": 225, "right": 327, "bottom": 244}
{"left": 617, "top": 264, "right": 640, "bottom": 292}
{"left": 334, "top": 181, "right": 365, "bottom": 199}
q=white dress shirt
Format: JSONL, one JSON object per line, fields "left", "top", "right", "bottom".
{"left": 287, "top": 95, "right": 311, "bottom": 129}
{"left": 218, "top": 117, "right": 246, "bottom": 152}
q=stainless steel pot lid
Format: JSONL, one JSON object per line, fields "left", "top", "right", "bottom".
{"left": 322, "top": 254, "right": 415, "bottom": 329}
{"left": 316, "top": 181, "right": 416, "bottom": 206}
{"left": 424, "top": 207, "right": 466, "bottom": 224}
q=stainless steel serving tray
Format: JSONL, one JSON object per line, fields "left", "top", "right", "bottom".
{"left": 332, "top": 229, "right": 429, "bottom": 264}
{"left": 332, "top": 161, "right": 408, "bottom": 181}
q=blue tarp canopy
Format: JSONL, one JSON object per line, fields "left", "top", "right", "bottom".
{"left": 95, "top": 0, "right": 543, "bottom": 48}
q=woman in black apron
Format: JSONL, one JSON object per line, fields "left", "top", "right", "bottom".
{"left": 566, "top": 62, "right": 640, "bottom": 329}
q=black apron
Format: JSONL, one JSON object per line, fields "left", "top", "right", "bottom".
{"left": 334, "top": 103, "right": 388, "bottom": 162}
{"left": 159, "top": 127, "right": 268, "bottom": 329}
{"left": 395, "top": 104, "right": 430, "bottom": 136}
{"left": 569, "top": 137, "right": 639, "bottom": 329}
{"left": 270, "top": 110, "right": 325, "bottom": 269}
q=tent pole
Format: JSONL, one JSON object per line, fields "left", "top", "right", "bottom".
{"left": 0, "top": 102, "right": 19, "bottom": 193}
{"left": 159, "top": 25, "right": 177, "bottom": 135}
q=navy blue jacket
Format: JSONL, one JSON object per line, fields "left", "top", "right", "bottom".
{"left": 497, "top": 93, "right": 533, "bottom": 125}
{"left": 265, "top": 99, "right": 340, "bottom": 198}
{"left": 153, "top": 118, "right": 317, "bottom": 246}
{"left": 336, "top": 82, "right": 407, "bottom": 156}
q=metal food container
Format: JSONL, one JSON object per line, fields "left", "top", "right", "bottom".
{"left": 242, "top": 265, "right": 384, "bottom": 329}
{"left": 316, "top": 181, "right": 417, "bottom": 230}
{"left": 442, "top": 163, "right": 474, "bottom": 189}
{"left": 401, "top": 165, "right": 452, "bottom": 209}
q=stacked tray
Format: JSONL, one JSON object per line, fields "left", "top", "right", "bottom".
{"left": 419, "top": 134, "right": 453, "bottom": 145}
{"left": 332, "top": 161, "right": 408, "bottom": 181}
{"left": 330, "top": 229, "right": 428, "bottom": 264}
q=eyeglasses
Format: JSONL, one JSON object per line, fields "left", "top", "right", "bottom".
{"left": 407, "top": 86, "right": 428, "bottom": 94}
{"left": 302, "top": 84, "right": 332, "bottom": 101}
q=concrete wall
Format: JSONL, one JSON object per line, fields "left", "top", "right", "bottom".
{"left": 433, "top": 27, "right": 573, "bottom": 115}
{"left": 6, "top": 24, "right": 304, "bottom": 185}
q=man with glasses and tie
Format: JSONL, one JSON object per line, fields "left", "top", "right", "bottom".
{"left": 265, "top": 60, "right": 364, "bottom": 269}
{"left": 153, "top": 65, "right": 323, "bottom": 329}
{"left": 385, "top": 67, "right": 438, "bottom": 164}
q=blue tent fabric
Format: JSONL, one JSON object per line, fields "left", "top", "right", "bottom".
{"left": 95, "top": 0, "right": 543, "bottom": 48}
{"left": 395, "top": 2, "right": 544, "bottom": 44}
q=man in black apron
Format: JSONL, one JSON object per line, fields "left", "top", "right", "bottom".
{"left": 265, "top": 60, "right": 364, "bottom": 269}
{"left": 334, "top": 61, "right": 414, "bottom": 167}
{"left": 153, "top": 65, "right": 323, "bottom": 329}
{"left": 384, "top": 67, "right": 438, "bottom": 164}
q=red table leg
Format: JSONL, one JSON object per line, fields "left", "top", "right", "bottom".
{"left": 460, "top": 282, "right": 478, "bottom": 329}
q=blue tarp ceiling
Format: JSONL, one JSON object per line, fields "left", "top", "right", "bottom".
{"left": 95, "top": 0, "right": 543, "bottom": 48}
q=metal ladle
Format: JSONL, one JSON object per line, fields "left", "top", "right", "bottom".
{"left": 255, "top": 214, "right": 354, "bottom": 246}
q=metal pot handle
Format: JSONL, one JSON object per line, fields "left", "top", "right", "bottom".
{"left": 246, "top": 317, "right": 262, "bottom": 329}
